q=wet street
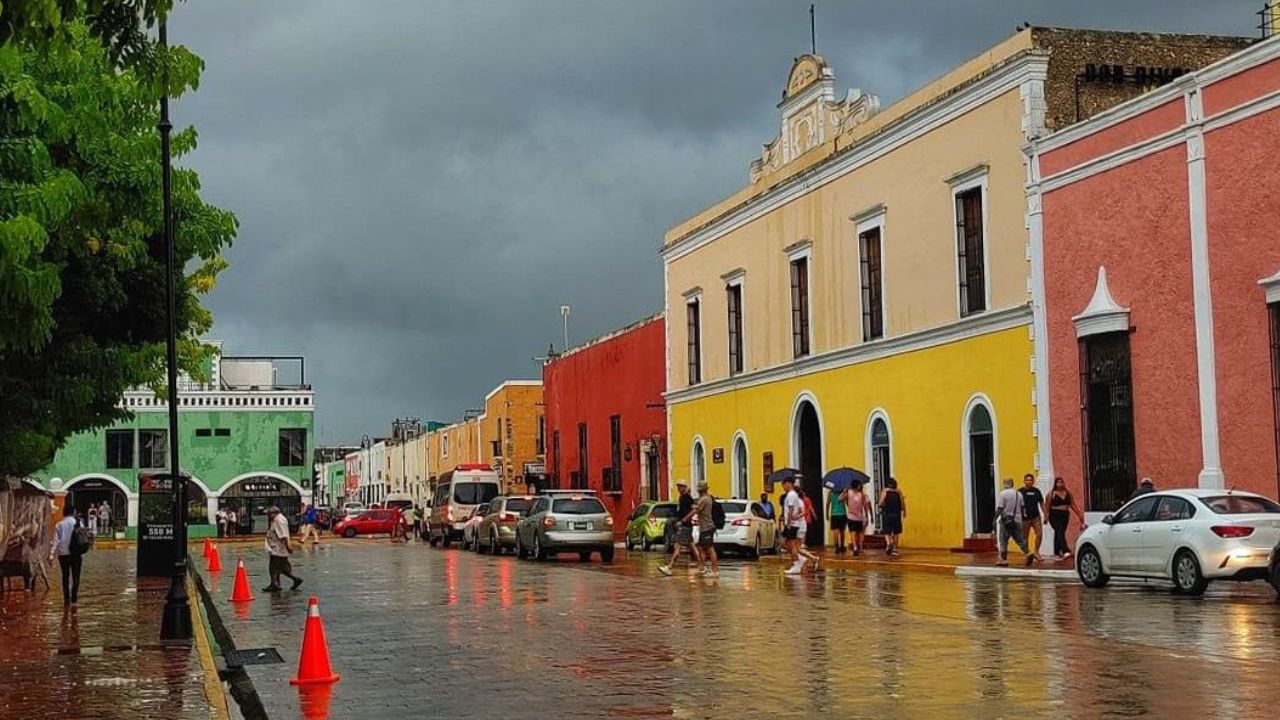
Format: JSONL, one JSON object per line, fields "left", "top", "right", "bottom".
{"left": 197, "top": 539, "right": 1280, "bottom": 720}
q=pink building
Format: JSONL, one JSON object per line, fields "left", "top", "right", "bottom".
{"left": 1030, "top": 36, "right": 1280, "bottom": 518}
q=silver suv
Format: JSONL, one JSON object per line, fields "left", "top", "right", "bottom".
{"left": 474, "top": 495, "right": 536, "bottom": 555}
{"left": 515, "top": 492, "right": 615, "bottom": 562}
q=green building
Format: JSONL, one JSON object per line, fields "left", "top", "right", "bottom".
{"left": 29, "top": 347, "right": 315, "bottom": 537}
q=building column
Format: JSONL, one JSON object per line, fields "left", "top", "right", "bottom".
{"left": 127, "top": 494, "right": 140, "bottom": 527}
{"left": 206, "top": 494, "right": 219, "bottom": 524}
{"left": 1184, "top": 85, "right": 1225, "bottom": 489}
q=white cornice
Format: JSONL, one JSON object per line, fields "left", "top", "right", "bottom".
{"left": 1072, "top": 267, "right": 1130, "bottom": 338}
{"left": 1261, "top": 269, "right": 1280, "bottom": 304}
{"left": 666, "top": 304, "right": 1031, "bottom": 405}
{"left": 662, "top": 53, "right": 1049, "bottom": 263}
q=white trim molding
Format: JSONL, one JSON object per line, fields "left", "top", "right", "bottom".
{"left": 666, "top": 304, "right": 1031, "bottom": 405}
{"left": 1260, "top": 269, "right": 1280, "bottom": 304}
{"left": 690, "top": 436, "right": 707, "bottom": 494}
{"left": 724, "top": 270, "right": 747, "bottom": 375}
{"left": 731, "top": 430, "right": 750, "bottom": 499}
{"left": 854, "top": 207, "right": 889, "bottom": 342}
{"left": 788, "top": 391, "right": 827, "bottom": 483}
{"left": 1073, "top": 267, "right": 1131, "bottom": 338}
{"left": 950, "top": 166, "right": 992, "bottom": 317}
{"left": 863, "top": 408, "right": 894, "bottom": 522}
{"left": 1023, "top": 146, "right": 1054, "bottom": 481}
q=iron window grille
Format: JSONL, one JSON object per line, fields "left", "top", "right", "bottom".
{"left": 687, "top": 298, "right": 702, "bottom": 385}
{"left": 955, "top": 187, "right": 986, "bottom": 316}
{"left": 1079, "top": 331, "right": 1137, "bottom": 511}
{"left": 608, "top": 415, "right": 623, "bottom": 492}
{"left": 1271, "top": 303, "right": 1280, "bottom": 492}
{"left": 726, "top": 283, "right": 744, "bottom": 375}
{"left": 577, "top": 422, "right": 588, "bottom": 489}
{"left": 859, "top": 226, "right": 884, "bottom": 341}
{"left": 790, "top": 257, "right": 810, "bottom": 358}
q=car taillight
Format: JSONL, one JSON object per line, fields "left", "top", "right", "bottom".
{"left": 605, "top": 516, "right": 614, "bottom": 526}
{"left": 542, "top": 516, "right": 556, "bottom": 528}
{"left": 1211, "top": 525, "right": 1255, "bottom": 538}
{"left": 731, "top": 518, "right": 750, "bottom": 527}
{"left": 499, "top": 512, "right": 518, "bottom": 524}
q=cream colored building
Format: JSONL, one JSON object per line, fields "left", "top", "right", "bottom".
{"left": 426, "top": 380, "right": 544, "bottom": 494}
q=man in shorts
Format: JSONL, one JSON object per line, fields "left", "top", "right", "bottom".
{"left": 263, "top": 506, "right": 302, "bottom": 592}
{"left": 693, "top": 481, "right": 719, "bottom": 578}
{"left": 659, "top": 480, "right": 696, "bottom": 576}
{"left": 781, "top": 476, "right": 811, "bottom": 575}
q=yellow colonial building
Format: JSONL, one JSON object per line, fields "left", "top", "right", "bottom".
{"left": 663, "top": 26, "right": 1249, "bottom": 549}
{"left": 663, "top": 39, "right": 1046, "bottom": 550}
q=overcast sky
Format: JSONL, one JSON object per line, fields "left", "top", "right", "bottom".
{"left": 174, "top": 0, "right": 1262, "bottom": 445}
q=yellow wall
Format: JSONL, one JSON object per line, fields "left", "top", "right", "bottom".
{"left": 665, "top": 86, "right": 1030, "bottom": 392}
{"left": 425, "top": 381, "right": 544, "bottom": 493}
{"left": 668, "top": 325, "right": 1036, "bottom": 549}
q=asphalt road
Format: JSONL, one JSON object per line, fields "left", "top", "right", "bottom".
{"left": 200, "top": 538, "right": 1280, "bottom": 720}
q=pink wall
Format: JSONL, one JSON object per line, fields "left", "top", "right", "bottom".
{"left": 1203, "top": 56, "right": 1280, "bottom": 116}
{"left": 1040, "top": 98, "right": 1184, "bottom": 177}
{"left": 1205, "top": 109, "right": 1280, "bottom": 496}
{"left": 1043, "top": 147, "right": 1201, "bottom": 512}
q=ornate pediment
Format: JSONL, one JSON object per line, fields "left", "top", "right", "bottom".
{"left": 750, "top": 54, "right": 881, "bottom": 184}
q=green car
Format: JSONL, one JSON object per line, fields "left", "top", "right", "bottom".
{"left": 624, "top": 501, "right": 678, "bottom": 551}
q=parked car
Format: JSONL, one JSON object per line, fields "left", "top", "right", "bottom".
{"left": 714, "top": 499, "right": 779, "bottom": 557}
{"left": 461, "top": 503, "right": 491, "bottom": 550}
{"left": 427, "top": 465, "right": 502, "bottom": 548}
{"left": 475, "top": 495, "right": 536, "bottom": 554}
{"left": 340, "top": 502, "right": 366, "bottom": 519}
{"left": 515, "top": 492, "right": 614, "bottom": 562}
{"left": 1270, "top": 537, "right": 1280, "bottom": 597}
{"left": 333, "top": 508, "right": 402, "bottom": 538}
{"left": 1075, "top": 489, "right": 1280, "bottom": 595}
{"left": 624, "top": 501, "right": 677, "bottom": 551}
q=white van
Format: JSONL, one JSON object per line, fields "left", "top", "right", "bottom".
{"left": 427, "top": 465, "right": 501, "bottom": 548}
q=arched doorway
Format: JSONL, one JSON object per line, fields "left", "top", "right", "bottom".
{"left": 65, "top": 476, "right": 128, "bottom": 538}
{"left": 732, "top": 434, "right": 749, "bottom": 499}
{"left": 794, "top": 400, "right": 824, "bottom": 547}
{"left": 867, "top": 413, "right": 892, "bottom": 532}
{"left": 220, "top": 474, "right": 303, "bottom": 534}
{"left": 966, "top": 403, "right": 997, "bottom": 535}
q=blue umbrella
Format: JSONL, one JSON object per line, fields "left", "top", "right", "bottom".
{"left": 768, "top": 468, "right": 800, "bottom": 486}
{"left": 823, "top": 467, "right": 870, "bottom": 493}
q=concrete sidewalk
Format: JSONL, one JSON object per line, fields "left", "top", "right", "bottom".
{"left": 0, "top": 548, "right": 228, "bottom": 720}
{"left": 761, "top": 546, "right": 1079, "bottom": 580}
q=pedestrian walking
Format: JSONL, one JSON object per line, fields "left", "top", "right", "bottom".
{"left": 262, "top": 506, "right": 302, "bottom": 592}
{"left": 1047, "top": 477, "right": 1086, "bottom": 559}
{"left": 97, "top": 502, "right": 111, "bottom": 538}
{"left": 759, "top": 492, "right": 776, "bottom": 521}
{"left": 298, "top": 504, "right": 320, "bottom": 545}
{"left": 1018, "top": 474, "right": 1045, "bottom": 561}
{"left": 877, "top": 478, "right": 906, "bottom": 556}
{"left": 659, "top": 480, "right": 696, "bottom": 576}
{"left": 87, "top": 503, "right": 98, "bottom": 537}
{"left": 1129, "top": 476, "right": 1155, "bottom": 500}
{"left": 827, "top": 484, "right": 849, "bottom": 555}
{"left": 842, "top": 481, "right": 870, "bottom": 556}
{"left": 50, "top": 504, "right": 84, "bottom": 607}
{"left": 995, "top": 478, "right": 1033, "bottom": 567}
{"left": 226, "top": 508, "right": 238, "bottom": 538}
{"left": 411, "top": 505, "right": 423, "bottom": 537}
{"left": 782, "top": 476, "right": 819, "bottom": 575}
{"left": 693, "top": 482, "right": 719, "bottom": 578}
{"left": 215, "top": 507, "right": 226, "bottom": 538}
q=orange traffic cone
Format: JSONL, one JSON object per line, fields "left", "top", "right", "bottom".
{"left": 229, "top": 558, "right": 254, "bottom": 603}
{"left": 207, "top": 543, "right": 223, "bottom": 573}
{"left": 289, "top": 596, "right": 340, "bottom": 686}
{"left": 202, "top": 537, "right": 213, "bottom": 560}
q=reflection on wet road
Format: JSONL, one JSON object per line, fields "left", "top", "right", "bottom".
{"left": 208, "top": 541, "right": 1280, "bottom": 719}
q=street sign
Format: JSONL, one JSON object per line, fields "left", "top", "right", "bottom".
{"left": 137, "top": 471, "right": 186, "bottom": 577}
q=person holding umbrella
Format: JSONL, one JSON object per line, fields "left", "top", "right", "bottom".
{"left": 843, "top": 480, "right": 871, "bottom": 556}
{"left": 823, "top": 467, "right": 870, "bottom": 556}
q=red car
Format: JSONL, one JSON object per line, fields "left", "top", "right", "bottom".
{"left": 334, "top": 508, "right": 401, "bottom": 537}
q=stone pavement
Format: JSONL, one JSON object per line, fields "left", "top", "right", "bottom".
{"left": 200, "top": 538, "right": 1280, "bottom": 720}
{"left": 0, "top": 548, "right": 225, "bottom": 720}
{"left": 761, "top": 545, "right": 1079, "bottom": 578}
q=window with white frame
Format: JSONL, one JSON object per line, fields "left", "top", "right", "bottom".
{"left": 859, "top": 224, "right": 884, "bottom": 341}
{"left": 950, "top": 168, "right": 988, "bottom": 317}
{"left": 787, "top": 243, "right": 812, "bottom": 358}
{"left": 686, "top": 294, "right": 702, "bottom": 385}
{"left": 726, "top": 275, "right": 744, "bottom": 376}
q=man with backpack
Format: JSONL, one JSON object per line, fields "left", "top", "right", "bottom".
{"left": 693, "top": 481, "right": 721, "bottom": 578}
{"left": 50, "top": 503, "right": 90, "bottom": 607}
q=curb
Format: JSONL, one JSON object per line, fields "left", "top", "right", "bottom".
{"left": 955, "top": 565, "right": 1076, "bottom": 580}
{"left": 187, "top": 573, "right": 232, "bottom": 720}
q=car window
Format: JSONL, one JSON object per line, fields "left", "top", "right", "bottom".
{"left": 1113, "top": 496, "right": 1159, "bottom": 524}
{"left": 454, "top": 482, "right": 500, "bottom": 505}
{"left": 1201, "top": 495, "right": 1280, "bottom": 514}
{"left": 722, "top": 501, "right": 748, "bottom": 514}
{"left": 475, "top": 504, "right": 490, "bottom": 516}
{"left": 505, "top": 498, "right": 533, "bottom": 515}
{"left": 1154, "top": 497, "right": 1194, "bottom": 521}
{"left": 750, "top": 503, "right": 765, "bottom": 517}
{"left": 650, "top": 504, "right": 676, "bottom": 519}
{"left": 628, "top": 506, "right": 646, "bottom": 521}
{"left": 552, "top": 498, "right": 607, "bottom": 514}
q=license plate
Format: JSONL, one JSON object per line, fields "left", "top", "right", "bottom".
{"left": 572, "top": 522, "right": 590, "bottom": 531}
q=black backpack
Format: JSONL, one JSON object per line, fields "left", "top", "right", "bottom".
{"left": 71, "top": 522, "right": 94, "bottom": 556}
{"left": 711, "top": 498, "right": 726, "bottom": 530}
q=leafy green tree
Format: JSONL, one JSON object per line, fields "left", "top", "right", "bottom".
{"left": 0, "top": 14, "right": 236, "bottom": 477}
{"left": 2, "top": 0, "right": 175, "bottom": 63}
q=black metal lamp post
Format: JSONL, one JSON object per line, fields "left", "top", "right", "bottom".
{"left": 158, "top": 16, "right": 192, "bottom": 644}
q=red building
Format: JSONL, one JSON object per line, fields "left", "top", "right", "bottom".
{"left": 542, "top": 314, "right": 667, "bottom": 535}
{"left": 1031, "top": 36, "right": 1280, "bottom": 517}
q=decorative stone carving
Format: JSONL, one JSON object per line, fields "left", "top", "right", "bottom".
{"left": 749, "top": 54, "right": 881, "bottom": 184}
{"left": 1072, "top": 266, "right": 1130, "bottom": 338}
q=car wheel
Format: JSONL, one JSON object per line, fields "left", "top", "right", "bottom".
{"left": 601, "top": 547, "right": 614, "bottom": 563}
{"left": 1076, "top": 545, "right": 1109, "bottom": 588}
{"left": 642, "top": 537, "right": 652, "bottom": 551}
{"left": 514, "top": 536, "right": 525, "bottom": 559}
{"left": 342, "top": 528, "right": 356, "bottom": 538}
{"left": 489, "top": 531, "right": 500, "bottom": 555}
{"left": 625, "top": 534, "right": 634, "bottom": 552}
{"left": 578, "top": 551, "right": 592, "bottom": 562}
{"left": 1269, "top": 562, "right": 1280, "bottom": 600}
{"left": 534, "top": 535, "right": 548, "bottom": 561}
{"left": 441, "top": 533, "right": 452, "bottom": 549}
{"left": 750, "top": 534, "right": 762, "bottom": 560}
{"left": 1172, "top": 549, "right": 1208, "bottom": 596}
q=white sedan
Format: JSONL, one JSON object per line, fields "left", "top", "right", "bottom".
{"left": 713, "top": 499, "right": 778, "bottom": 558}
{"left": 1075, "top": 489, "right": 1280, "bottom": 595}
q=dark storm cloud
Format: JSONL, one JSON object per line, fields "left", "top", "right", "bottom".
{"left": 174, "top": 0, "right": 1261, "bottom": 443}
